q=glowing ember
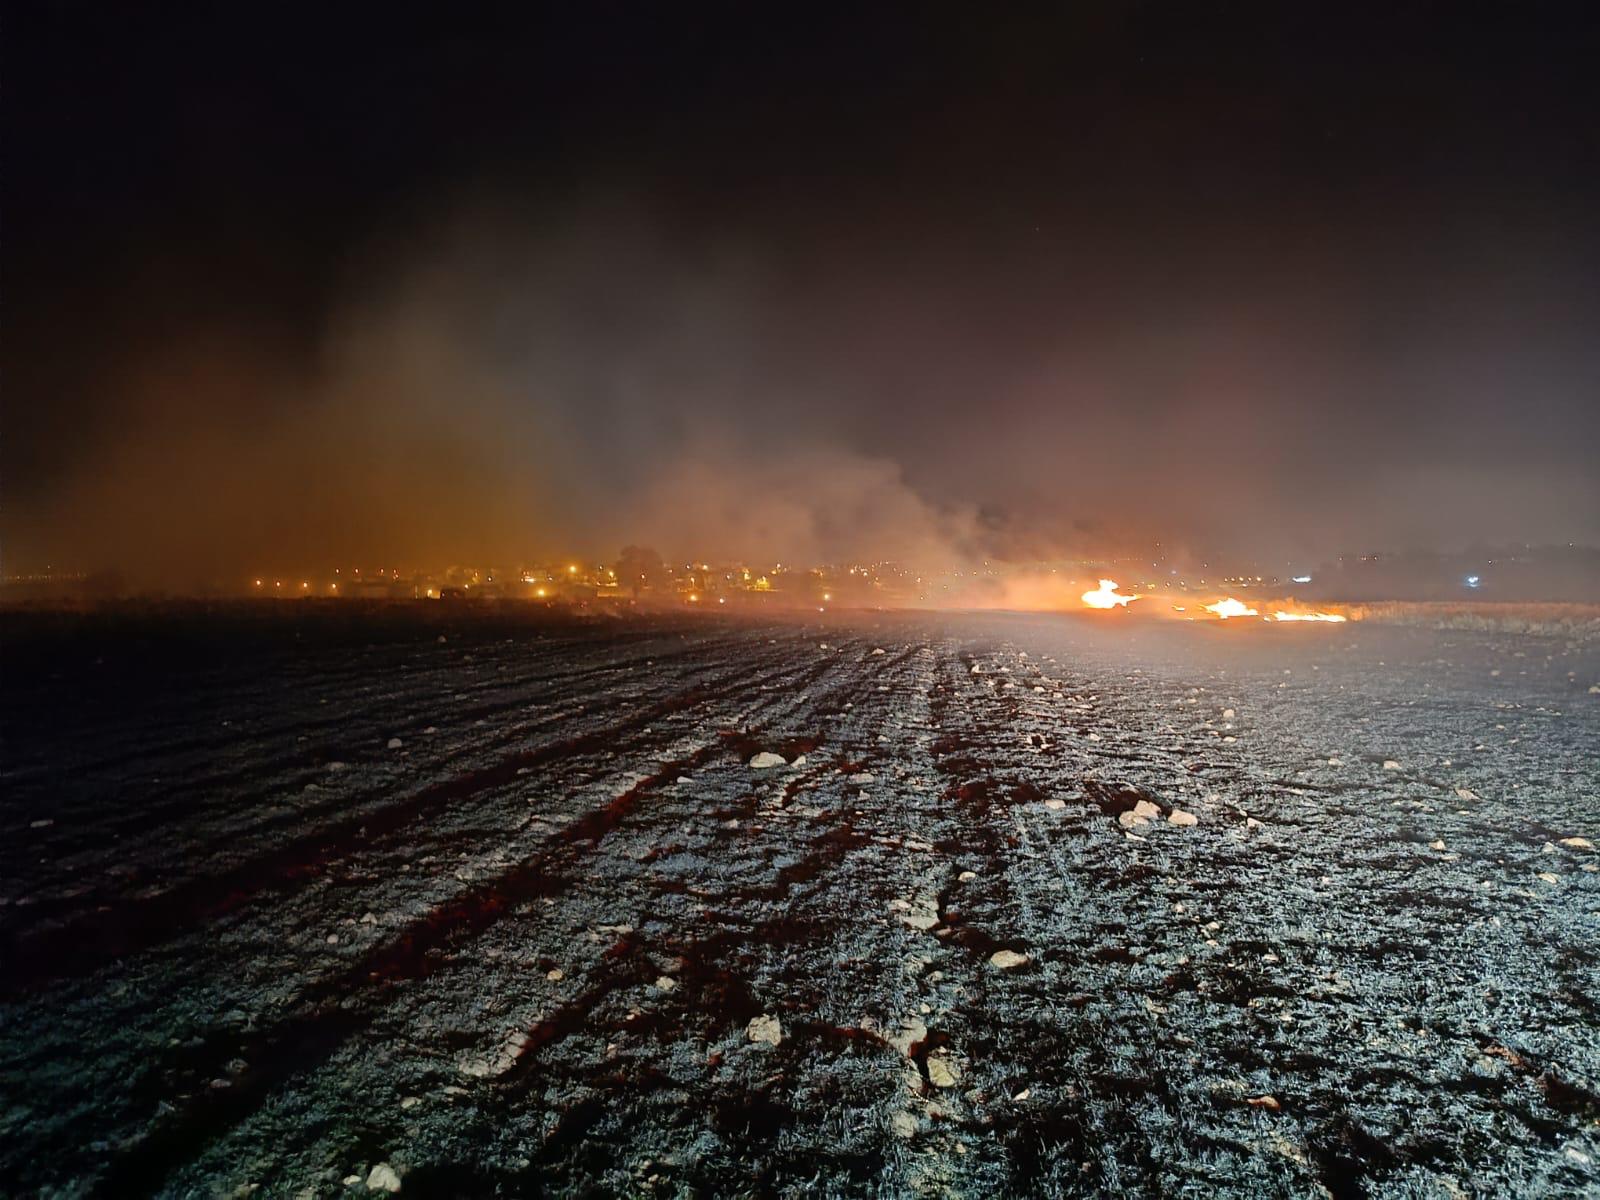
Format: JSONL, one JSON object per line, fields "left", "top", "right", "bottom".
{"left": 1272, "top": 610, "right": 1347, "bottom": 622}
{"left": 1204, "top": 597, "right": 1258, "bottom": 619}
{"left": 1082, "top": 579, "right": 1141, "bottom": 609}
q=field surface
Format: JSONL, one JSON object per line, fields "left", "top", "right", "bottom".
{"left": 2, "top": 606, "right": 1598, "bottom": 1197}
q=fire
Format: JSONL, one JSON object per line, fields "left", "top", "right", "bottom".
{"left": 1204, "top": 597, "right": 1258, "bottom": 619}
{"left": 1272, "top": 610, "right": 1347, "bottom": 623}
{"left": 1082, "top": 579, "right": 1140, "bottom": 609}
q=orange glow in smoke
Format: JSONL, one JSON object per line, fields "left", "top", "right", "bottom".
{"left": 1081, "top": 579, "right": 1141, "bottom": 609}
{"left": 1272, "top": 610, "right": 1347, "bottom": 622}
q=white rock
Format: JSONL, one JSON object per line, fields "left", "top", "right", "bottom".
{"left": 889, "top": 1111, "right": 918, "bottom": 1138}
{"left": 366, "top": 1162, "right": 402, "bottom": 1192}
{"left": 990, "top": 949, "right": 1029, "bottom": 970}
{"left": 747, "top": 1013, "right": 783, "bottom": 1046}
{"left": 386, "top": 737, "right": 403, "bottom": 750}
{"left": 849, "top": 772, "right": 875, "bottom": 784}
{"left": 1168, "top": 809, "right": 1198, "bottom": 827}
{"left": 1223, "top": 708, "right": 1236, "bottom": 719}
{"left": 1118, "top": 810, "right": 1149, "bottom": 829}
{"left": 1044, "top": 798, "right": 1066, "bottom": 810}
{"left": 1428, "top": 839, "right": 1447, "bottom": 851}
{"left": 748, "top": 752, "right": 787, "bottom": 769}
{"left": 958, "top": 870, "right": 977, "bottom": 881}
{"left": 1454, "top": 787, "right": 1479, "bottom": 801}
{"left": 1559, "top": 837, "right": 1594, "bottom": 850}
{"left": 888, "top": 1017, "right": 927, "bottom": 1055}
{"left": 1133, "top": 799, "right": 1161, "bottom": 819}
{"left": 654, "top": 975, "right": 677, "bottom": 991}
{"left": 29, "top": 819, "right": 53, "bottom": 829}
{"left": 871, "top": 647, "right": 886, "bottom": 655}
{"left": 926, "top": 1054, "right": 960, "bottom": 1088}
{"left": 789, "top": 755, "right": 807, "bottom": 768}
{"left": 1382, "top": 760, "right": 1401, "bottom": 770}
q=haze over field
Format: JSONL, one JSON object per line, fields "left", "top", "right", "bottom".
{"left": 6, "top": 7, "right": 1599, "bottom": 585}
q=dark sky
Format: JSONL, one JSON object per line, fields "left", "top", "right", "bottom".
{"left": 7, "top": 2, "right": 1599, "bottom": 582}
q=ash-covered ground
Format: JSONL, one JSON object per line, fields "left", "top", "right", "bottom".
{"left": 2, "top": 605, "right": 1597, "bottom": 1198}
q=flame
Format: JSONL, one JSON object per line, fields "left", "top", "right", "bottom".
{"left": 1204, "top": 597, "right": 1258, "bottom": 619}
{"left": 1082, "top": 579, "right": 1141, "bottom": 609}
{"left": 1272, "top": 610, "right": 1347, "bottom": 623}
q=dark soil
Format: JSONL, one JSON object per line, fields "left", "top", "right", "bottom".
{"left": 2, "top": 605, "right": 1597, "bottom": 1197}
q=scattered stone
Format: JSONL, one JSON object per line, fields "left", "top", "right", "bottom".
{"left": 926, "top": 1054, "right": 960, "bottom": 1088}
{"left": 386, "top": 737, "right": 403, "bottom": 750}
{"left": 654, "top": 976, "right": 677, "bottom": 992}
{"left": 901, "top": 907, "right": 940, "bottom": 932}
{"left": 1559, "top": 836, "right": 1594, "bottom": 850}
{"left": 871, "top": 647, "right": 886, "bottom": 655}
{"left": 1327, "top": 757, "right": 1343, "bottom": 766}
{"left": 546, "top": 968, "right": 564, "bottom": 982}
{"left": 1168, "top": 809, "right": 1198, "bottom": 826}
{"left": 1536, "top": 872, "right": 1561, "bottom": 885}
{"left": 958, "top": 870, "right": 977, "bottom": 881}
{"left": 748, "top": 752, "right": 787, "bottom": 769}
{"left": 1246, "top": 1095, "right": 1282, "bottom": 1112}
{"left": 747, "top": 1013, "right": 783, "bottom": 1046}
{"left": 888, "top": 1018, "right": 927, "bottom": 1056}
{"left": 1118, "top": 810, "right": 1149, "bottom": 830}
{"left": 849, "top": 772, "right": 875, "bottom": 784}
{"left": 1382, "top": 760, "right": 1401, "bottom": 770}
{"left": 889, "top": 1111, "right": 918, "bottom": 1139}
{"left": 28, "top": 819, "right": 53, "bottom": 829}
{"left": 1043, "top": 798, "right": 1066, "bottom": 811}
{"left": 1455, "top": 787, "right": 1479, "bottom": 801}
{"left": 989, "top": 949, "right": 1029, "bottom": 970}
{"left": 789, "top": 755, "right": 807, "bottom": 768}
{"left": 1429, "top": 840, "right": 1447, "bottom": 851}
{"left": 1223, "top": 708, "right": 1236, "bottom": 720}
{"left": 1133, "top": 799, "right": 1161, "bottom": 820}
{"left": 366, "top": 1163, "right": 402, "bottom": 1192}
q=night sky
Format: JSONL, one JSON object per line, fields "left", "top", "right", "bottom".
{"left": 7, "top": 3, "right": 1599, "bottom": 583}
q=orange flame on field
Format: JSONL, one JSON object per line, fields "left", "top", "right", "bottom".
{"left": 1081, "top": 579, "right": 1141, "bottom": 609}
{"left": 1272, "top": 610, "right": 1347, "bottom": 623}
{"left": 1204, "top": 597, "right": 1258, "bottom": 619}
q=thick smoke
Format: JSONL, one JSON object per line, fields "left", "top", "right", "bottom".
{"left": 8, "top": 199, "right": 1599, "bottom": 588}
{"left": 9, "top": 206, "right": 1024, "bottom": 586}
